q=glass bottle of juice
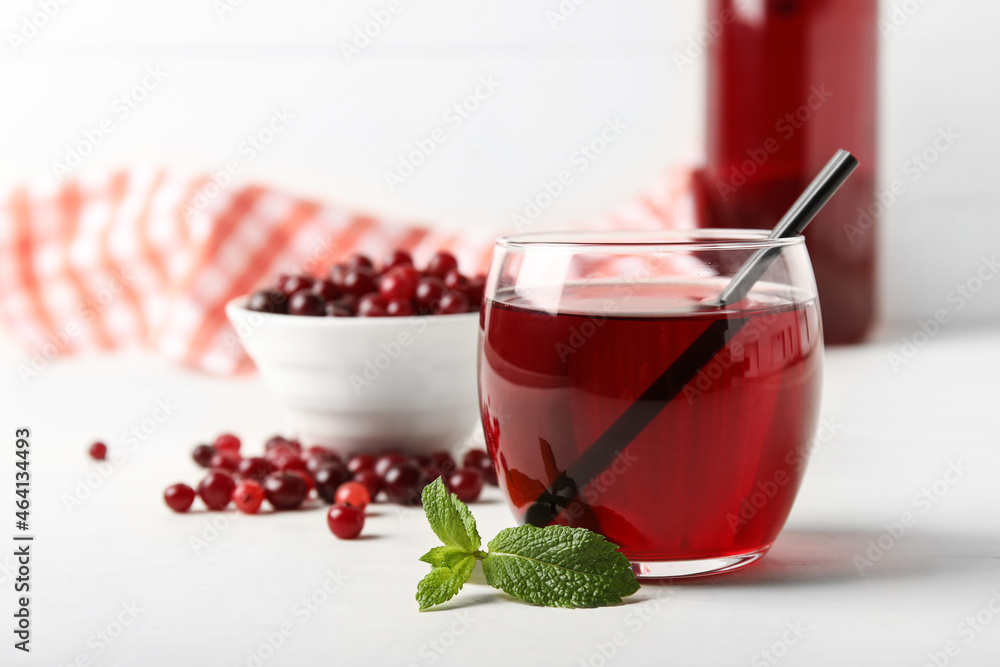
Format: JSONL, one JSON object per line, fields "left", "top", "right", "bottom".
{"left": 700, "top": 0, "right": 878, "bottom": 344}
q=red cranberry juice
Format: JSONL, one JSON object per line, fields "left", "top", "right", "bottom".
{"left": 702, "top": 0, "right": 877, "bottom": 344}
{"left": 479, "top": 283, "right": 822, "bottom": 562}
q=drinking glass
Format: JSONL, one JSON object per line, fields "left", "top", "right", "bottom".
{"left": 477, "top": 230, "right": 823, "bottom": 578}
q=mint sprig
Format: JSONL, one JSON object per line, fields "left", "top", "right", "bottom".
{"left": 416, "top": 478, "right": 639, "bottom": 611}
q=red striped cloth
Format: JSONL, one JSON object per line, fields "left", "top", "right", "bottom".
{"left": 0, "top": 167, "right": 698, "bottom": 374}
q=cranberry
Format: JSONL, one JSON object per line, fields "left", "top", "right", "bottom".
{"left": 330, "top": 294, "right": 358, "bottom": 314}
{"left": 448, "top": 469, "right": 484, "bottom": 503}
{"left": 265, "top": 435, "right": 296, "bottom": 452}
{"left": 374, "top": 452, "right": 409, "bottom": 479}
{"left": 327, "top": 504, "right": 365, "bottom": 540}
{"left": 279, "top": 274, "right": 315, "bottom": 298}
{"left": 357, "top": 293, "right": 388, "bottom": 317}
{"left": 164, "top": 483, "right": 196, "bottom": 513}
{"left": 430, "top": 451, "right": 457, "bottom": 475}
{"left": 198, "top": 471, "right": 236, "bottom": 511}
{"left": 345, "top": 253, "right": 374, "bottom": 269}
{"left": 265, "top": 443, "right": 301, "bottom": 464}
{"left": 352, "top": 469, "right": 382, "bottom": 499}
{"left": 214, "top": 433, "right": 241, "bottom": 454}
{"left": 311, "top": 279, "right": 342, "bottom": 301}
{"left": 237, "top": 456, "right": 275, "bottom": 482}
{"left": 379, "top": 266, "right": 419, "bottom": 301}
{"left": 462, "top": 276, "right": 486, "bottom": 307}
{"left": 247, "top": 289, "right": 288, "bottom": 314}
{"left": 443, "top": 269, "right": 467, "bottom": 291}
{"left": 263, "top": 472, "right": 308, "bottom": 510}
{"left": 435, "top": 290, "right": 469, "bottom": 315}
{"left": 386, "top": 298, "right": 415, "bottom": 317}
{"left": 233, "top": 481, "right": 265, "bottom": 514}
{"left": 346, "top": 454, "right": 377, "bottom": 475}
{"left": 335, "top": 481, "right": 372, "bottom": 509}
{"left": 274, "top": 454, "right": 307, "bottom": 473}
{"left": 324, "top": 302, "right": 353, "bottom": 317}
{"left": 288, "top": 290, "right": 325, "bottom": 316}
{"left": 341, "top": 267, "right": 375, "bottom": 297}
{"left": 305, "top": 450, "right": 342, "bottom": 476}
{"left": 414, "top": 277, "right": 445, "bottom": 313}
{"left": 272, "top": 273, "right": 292, "bottom": 291}
{"left": 314, "top": 463, "right": 351, "bottom": 503}
{"left": 288, "top": 469, "right": 314, "bottom": 495}
{"left": 328, "top": 263, "right": 349, "bottom": 286}
{"left": 463, "top": 449, "right": 498, "bottom": 486}
{"left": 383, "top": 462, "right": 428, "bottom": 505}
{"left": 383, "top": 248, "right": 413, "bottom": 270}
{"left": 89, "top": 442, "right": 107, "bottom": 460}
{"left": 423, "top": 467, "right": 443, "bottom": 485}
{"left": 210, "top": 451, "right": 241, "bottom": 473}
{"left": 425, "top": 251, "right": 459, "bottom": 278}
{"left": 192, "top": 444, "right": 216, "bottom": 468}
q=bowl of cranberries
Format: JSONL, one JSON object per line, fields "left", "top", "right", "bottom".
{"left": 226, "top": 249, "right": 484, "bottom": 455}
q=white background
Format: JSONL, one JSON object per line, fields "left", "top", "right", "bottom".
{"left": 0, "top": 0, "right": 997, "bottom": 335}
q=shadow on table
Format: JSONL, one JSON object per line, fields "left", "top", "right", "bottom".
{"left": 651, "top": 528, "right": 1000, "bottom": 588}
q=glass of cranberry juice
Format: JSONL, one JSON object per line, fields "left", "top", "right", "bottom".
{"left": 478, "top": 230, "right": 823, "bottom": 578}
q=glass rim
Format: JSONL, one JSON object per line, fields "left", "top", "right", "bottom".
{"left": 496, "top": 229, "right": 806, "bottom": 252}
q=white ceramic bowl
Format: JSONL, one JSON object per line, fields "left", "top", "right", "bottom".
{"left": 226, "top": 297, "right": 480, "bottom": 456}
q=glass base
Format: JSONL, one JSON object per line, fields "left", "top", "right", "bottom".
{"left": 631, "top": 547, "right": 769, "bottom": 580}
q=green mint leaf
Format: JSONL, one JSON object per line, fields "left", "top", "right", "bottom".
{"left": 416, "top": 555, "right": 477, "bottom": 611}
{"left": 420, "top": 477, "right": 481, "bottom": 553}
{"left": 420, "top": 545, "right": 473, "bottom": 569}
{"left": 481, "top": 524, "right": 640, "bottom": 608}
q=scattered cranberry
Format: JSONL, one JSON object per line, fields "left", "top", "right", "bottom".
{"left": 278, "top": 274, "right": 314, "bottom": 298}
{"left": 383, "top": 462, "right": 428, "bottom": 505}
{"left": 305, "top": 450, "right": 342, "bottom": 476}
{"left": 328, "top": 263, "right": 349, "bottom": 286}
{"left": 463, "top": 449, "right": 498, "bottom": 486}
{"left": 89, "top": 442, "right": 107, "bottom": 460}
{"left": 431, "top": 451, "right": 457, "bottom": 475}
{"left": 214, "top": 433, "right": 241, "bottom": 454}
{"left": 462, "top": 276, "right": 486, "bottom": 306}
{"left": 436, "top": 290, "right": 469, "bottom": 315}
{"left": 233, "top": 481, "right": 265, "bottom": 514}
{"left": 383, "top": 249, "right": 413, "bottom": 270}
{"left": 210, "top": 451, "right": 241, "bottom": 473}
{"left": 414, "top": 277, "right": 445, "bottom": 313}
{"left": 274, "top": 454, "right": 307, "bottom": 473}
{"left": 327, "top": 504, "right": 365, "bottom": 540}
{"left": 341, "top": 267, "right": 375, "bottom": 297}
{"left": 288, "top": 469, "right": 315, "bottom": 495}
{"left": 353, "top": 469, "right": 382, "bottom": 499}
{"left": 345, "top": 253, "right": 374, "bottom": 270}
{"left": 379, "top": 266, "right": 419, "bottom": 302}
{"left": 374, "top": 452, "right": 409, "bottom": 479}
{"left": 192, "top": 444, "right": 216, "bottom": 468}
{"left": 246, "top": 289, "right": 288, "bottom": 314}
{"left": 164, "top": 483, "right": 196, "bottom": 513}
{"left": 237, "top": 456, "right": 275, "bottom": 483}
{"left": 198, "top": 471, "right": 236, "bottom": 511}
{"left": 263, "top": 472, "right": 308, "bottom": 510}
{"left": 334, "top": 481, "right": 372, "bottom": 509}
{"left": 357, "top": 293, "right": 388, "bottom": 317}
{"left": 265, "top": 435, "right": 297, "bottom": 452}
{"left": 448, "top": 468, "right": 484, "bottom": 503}
{"left": 311, "top": 279, "right": 342, "bottom": 302}
{"left": 314, "top": 464, "right": 351, "bottom": 503}
{"left": 386, "top": 298, "right": 415, "bottom": 317}
{"left": 443, "top": 269, "right": 467, "bottom": 291}
{"left": 288, "top": 290, "right": 325, "bottom": 316}
{"left": 347, "top": 454, "right": 377, "bottom": 475}
{"left": 423, "top": 467, "right": 443, "bottom": 484}
{"left": 426, "top": 251, "right": 459, "bottom": 278}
